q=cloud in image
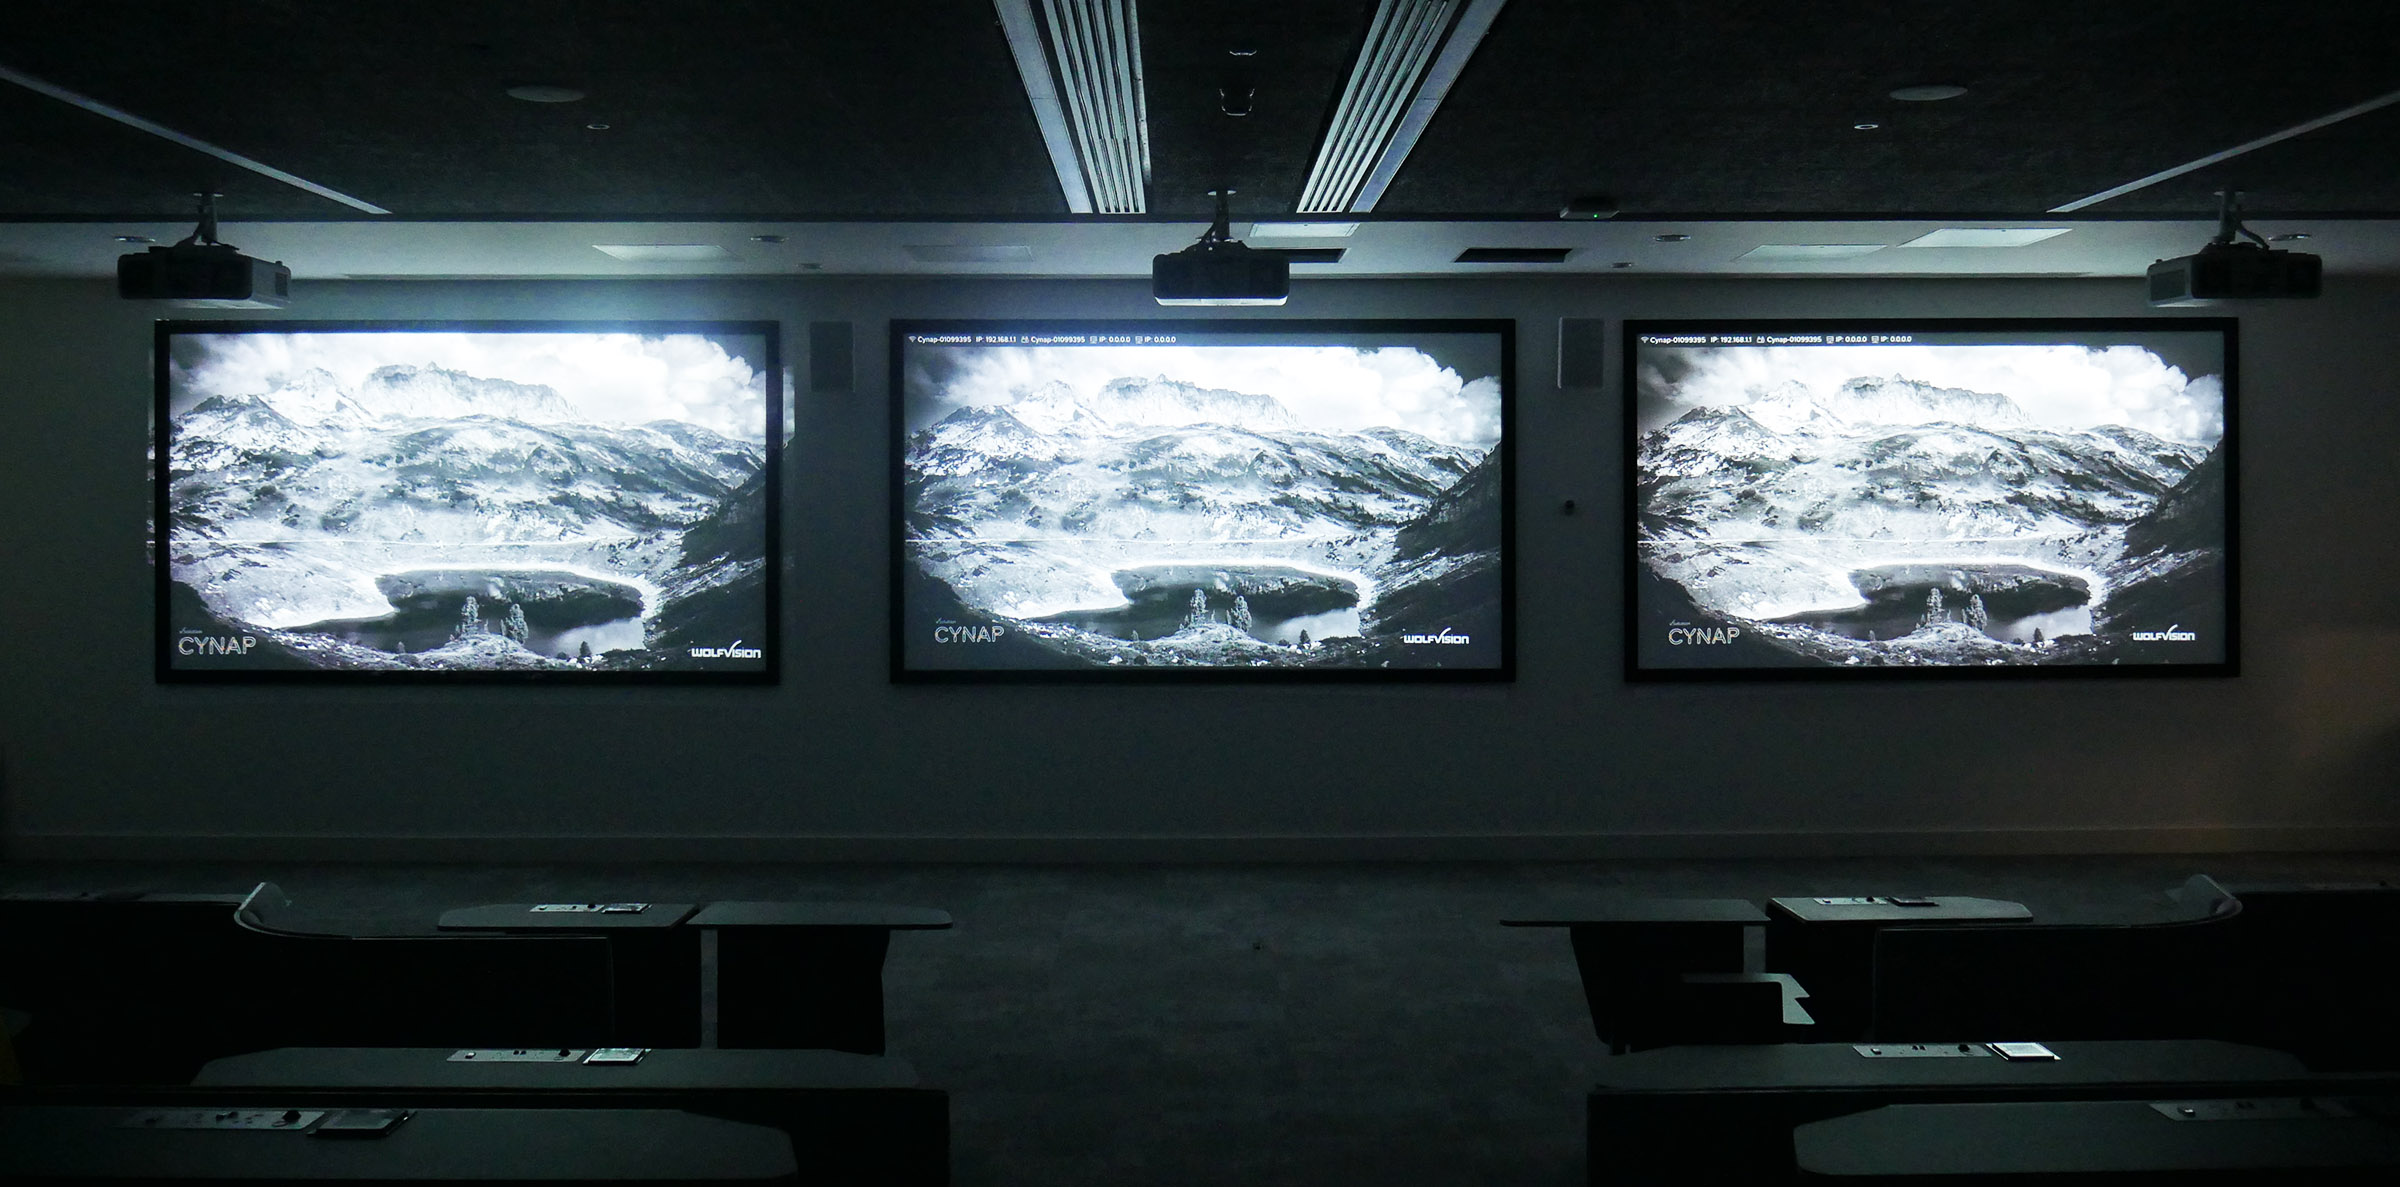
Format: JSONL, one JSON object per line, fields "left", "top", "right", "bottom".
{"left": 916, "top": 343, "right": 1503, "bottom": 449}
{"left": 172, "top": 331, "right": 770, "bottom": 442}
{"left": 1640, "top": 343, "right": 2224, "bottom": 444}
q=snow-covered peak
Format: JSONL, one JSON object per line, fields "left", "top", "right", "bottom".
{"left": 238, "top": 363, "right": 576, "bottom": 428}
{"left": 1820, "top": 375, "right": 2029, "bottom": 430}
{"left": 1737, "top": 374, "right": 2030, "bottom": 436}
{"left": 1740, "top": 380, "right": 1851, "bottom": 436}
{"left": 251, "top": 368, "right": 349, "bottom": 425}
{"left": 350, "top": 364, "right": 576, "bottom": 424}
{"left": 1001, "top": 375, "right": 1299, "bottom": 436}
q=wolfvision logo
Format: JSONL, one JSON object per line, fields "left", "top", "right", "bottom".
{"left": 933, "top": 619, "right": 1007, "bottom": 644}
{"left": 176, "top": 630, "right": 257, "bottom": 656}
{"left": 1402, "top": 627, "right": 1472, "bottom": 645}
{"left": 1666, "top": 619, "right": 1740, "bottom": 645}
{"left": 687, "top": 639, "right": 764, "bottom": 659}
{"left": 2130, "top": 624, "right": 2198, "bottom": 643}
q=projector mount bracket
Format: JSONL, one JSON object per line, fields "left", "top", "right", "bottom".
{"left": 2210, "top": 189, "right": 2271, "bottom": 250}
{"left": 174, "top": 191, "right": 240, "bottom": 252}
{"left": 1184, "top": 188, "right": 1248, "bottom": 256}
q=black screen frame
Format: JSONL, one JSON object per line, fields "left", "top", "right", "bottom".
{"left": 152, "top": 318, "right": 783, "bottom": 685}
{"left": 1622, "top": 316, "right": 2239, "bottom": 682}
{"left": 889, "top": 317, "right": 1517, "bottom": 684}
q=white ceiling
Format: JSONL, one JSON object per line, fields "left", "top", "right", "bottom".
{"left": 3, "top": 215, "right": 2391, "bottom": 282}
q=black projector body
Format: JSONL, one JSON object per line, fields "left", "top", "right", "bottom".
{"left": 1152, "top": 242, "right": 1289, "bottom": 306}
{"left": 118, "top": 243, "right": 291, "bottom": 308}
{"left": 2147, "top": 241, "right": 2321, "bottom": 305}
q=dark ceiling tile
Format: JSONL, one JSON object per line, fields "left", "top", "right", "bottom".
{"left": 1137, "top": 0, "right": 1371, "bottom": 218}
{"left": 1, "top": 0, "right": 2394, "bottom": 220}
{"left": 3, "top": 0, "right": 1067, "bottom": 217}
{"left": 1380, "top": 0, "right": 2400, "bottom": 216}
{"left": 0, "top": 85, "right": 354, "bottom": 218}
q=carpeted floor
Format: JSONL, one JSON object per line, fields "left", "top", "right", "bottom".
{"left": 6, "top": 852, "right": 2396, "bottom": 1185}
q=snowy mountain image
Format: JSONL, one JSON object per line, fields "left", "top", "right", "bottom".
{"left": 900, "top": 338, "right": 1506, "bottom": 671}
{"left": 1633, "top": 338, "right": 2230, "bottom": 669}
{"left": 160, "top": 330, "right": 773, "bottom": 674}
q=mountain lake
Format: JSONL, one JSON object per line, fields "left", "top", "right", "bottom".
{"left": 288, "top": 569, "right": 649, "bottom": 659}
{"left": 1771, "top": 562, "right": 2094, "bottom": 645}
{"left": 1032, "top": 563, "right": 1363, "bottom": 646}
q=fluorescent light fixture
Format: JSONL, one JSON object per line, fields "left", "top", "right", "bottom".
{"left": 904, "top": 244, "right": 1036, "bottom": 263}
{"left": 1248, "top": 221, "right": 1361, "bottom": 238}
{"left": 592, "top": 244, "right": 730, "bottom": 262}
{"left": 1156, "top": 293, "right": 1288, "bottom": 307}
{"left": 1738, "top": 243, "right": 1888, "bottom": 261}
{"left": 0, "top": 62, "right": 390, "bottom": 215}
{"left": 505, "top": 85, "right": 586, "bottom": 103}
{"left": 1897, "top": 228, "right": 2073, "bottom": 248}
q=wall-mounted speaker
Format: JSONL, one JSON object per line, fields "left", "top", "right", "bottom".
{"left": 809, "top": 321, "right": 854, "bottom": 393}
{"left": 1557, "top": 317, "right": 1606, "bottom": 389}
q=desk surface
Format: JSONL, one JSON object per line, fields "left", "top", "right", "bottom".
{"left": 1795, "top": 1098, "right": 2400, "bottom": 1177}
{"left": 0, "top": 1105, "right": 796, "bottom": 1181}
{"left": 1591, "top": 1040, "right": 2317, "bottom": 1094}
{"left": 194, "top": 1047, "right": 919, "bottom": 1091}
{"left": 1501, "top": 897, "right": 1765, "bottom": 927}
{"left": 1768, "top": 896, "right": 2032, "bottom": 924}
{"left": 687, "top": 902, "right": 953, "bottom": 929}
{"left": 437, "top": 903, "right": 700, "bottom": 931}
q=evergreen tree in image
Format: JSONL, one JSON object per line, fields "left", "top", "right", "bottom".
{"left": 455, "top": 595, "right": 482, "bottom": 641}
{"left": 1298, "top": 629, "right": 1311, "bottom": 648}
{"left": 1186, "top": 589, "right": 1209, "bottom": 630}
{"left": 1966, "top": 594, "right": 1990, "bottom": 630}
{"left": 1231, "top": 595, "right": 1253, "bottom": 633}
{"left": 579, "top": 641, "right": 593, "bottom": 661}
{"left": 2032, "top": 628, "right": 2046, "bottom": 647}
{"left": 1921, "top": 587, "right": 1946, "bottom": 627}
{"left": 504, "top": 603, "right": 531, "bottom": 644}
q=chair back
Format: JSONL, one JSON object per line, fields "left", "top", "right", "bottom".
{"left": 0, "top": 892, "right": 270, "bottom": 1083}
{"left": 2224, "top": 882, "right": 2400, "bottom": 1069}
{"left": 1868, "top": 876, "right": 2243, "bottom": 1043}
{"left": 227, "top": 882, "right": 618, "bottom": 1049}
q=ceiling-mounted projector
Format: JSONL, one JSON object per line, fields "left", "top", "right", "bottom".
{"left": 1153, "top": 189, "right": 1288, "bottom": 306}
{"left": 2148, "top": 190, "right": 2320, "bottom": 306}
{"left": 118, "top": 193, "right": 290, "bottom": 308}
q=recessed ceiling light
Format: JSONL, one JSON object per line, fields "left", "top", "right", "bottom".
{"left": 904, "top": 244, "right": 1035, "bottom": 263}
{"left": 506, "top": 85, "right": 586, "bottom": 103}
{"left": 1897, "top": 228, "right": 2073, "bottom": 248}
{"left": 1739, "top": 243, "right": 1887, "bottom": 261}
{"left": 1248, "top": 221, "right": 1361, "bottom": 238}
{"left": 2270, "top": 232, "right": 2312, "bottom": 242}
{"left": 1889, "top": 84, "right": 1968, "bottom": 102}
{"left": 1610, "top": 261, "right": 1635, "bottom": 269}
{"left": 1653, "top": 233, "right": 1690, "bottom": 243}
{"left": 585, "top": 122, "right": 611, "bottom": 131}
{"left": 114, "top": 234, "right": 153, "bottom": 244}
{"left": 593, "top": 244, "right": 730, "bottom": 262}
{"left": 1853, "top": 122, "right": 1881, "bottom": 131}
{"left": 749, "top": 234, "right": 787, "bottom": 244}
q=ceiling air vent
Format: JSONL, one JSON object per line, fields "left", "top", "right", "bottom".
{"left": 1263, "top": 247, "right": 1347, "bottom": 265}
{"left": 994, "top": 0, "right": 1151, "bottom": 214}
{"left": 1455, "top": 247, "right": 1572, "bottom": 264}
{"left": 1296, "top": 0, "right": 1507, "bottom": 214}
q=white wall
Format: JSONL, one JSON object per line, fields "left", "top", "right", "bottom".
{"left": 3, "top": 273, "right": 2396, "bottom": 861}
